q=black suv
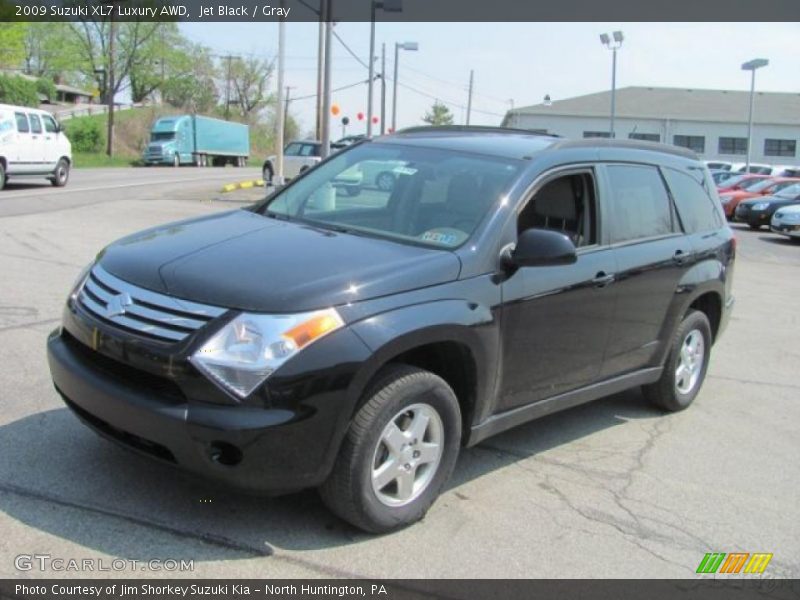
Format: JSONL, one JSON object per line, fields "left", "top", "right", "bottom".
{"left": 47, "top": 127, "right": 735, "bottom": 533}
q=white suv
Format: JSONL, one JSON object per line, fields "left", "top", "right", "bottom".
{"left": 0, "top": 103, "right": 72, "bottom": 190}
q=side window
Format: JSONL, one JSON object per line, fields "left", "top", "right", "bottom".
{"left": 518, "top": 172, "right": 597, "bottom": 247}
{"left": 29, "top": 114, "right": 42, "bottom": 134}
{"left": 606, "top": 165, "right": 674, "bottom": 244}
{"left": 662, "top": 168, "right": 723, "bottom": 233}
{"left": 43, "top": 115, "right": 57, "bottom": 133}
{"left": 15, "top": 112, "right": 29, "bottom": 133}
{"left": 300, "top": 144, "right": 317, "bottom": 157}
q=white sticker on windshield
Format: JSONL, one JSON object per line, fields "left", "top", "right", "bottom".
{"left": 394, "top": 167, "right": 417, "bottom": 176}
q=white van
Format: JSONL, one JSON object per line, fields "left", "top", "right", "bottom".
{"left": 0, "top": 103, "right": 72, "bottom": 190}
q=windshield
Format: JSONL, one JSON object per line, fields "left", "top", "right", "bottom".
{"left": 742, "top": 178, "right": 774, "bottom": 192}
{"left": 151, "top": 132, "right": 175, "bottom": 142}
{"left": 775, "top": 183, "right": 800, "bottom": 199}
{"left": 720, "top": 174, "right": 750, "bottom": 187}
{"left": 260, "top": 142, "right": 521, "bottom": 248}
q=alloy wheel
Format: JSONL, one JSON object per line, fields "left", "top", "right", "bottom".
{"left": 675, "top": 329, "right": 705, "bottom": 395}
{"left": 371, "top": 403, "right": 444, "bottom": 507}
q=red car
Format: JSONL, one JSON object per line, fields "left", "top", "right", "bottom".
{"left": 719, "top": 177, "right": 800, "bottom": 219}
{"left": 716, "top": 173, "right": 771, "bottom": 193}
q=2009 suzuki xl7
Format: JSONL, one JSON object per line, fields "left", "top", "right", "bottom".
{"left": 47, "top": 127, "right": 735, "bottom": 532}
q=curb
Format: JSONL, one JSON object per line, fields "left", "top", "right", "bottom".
{"left": 221, "top": 179, "right": 265, "bottom": 193}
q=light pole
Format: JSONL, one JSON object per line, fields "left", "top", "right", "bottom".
{"left": 391, "top": 41, "right": 418, "bottom": 132}
{"left": 367, "top": 0, "right": 402, "bottom": 137}
{"left": 600, "top": 30, "right": 623, "bottom": 138}
{"left": 742, "top": 58, "right": 768, "bottom": 172}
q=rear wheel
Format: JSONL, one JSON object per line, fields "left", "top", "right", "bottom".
{"left": 643, "top": 309, "right": 712, "bottom": 412}
{"left": 320, "top": 365, "right": 461, "bottom": 533}
{"left": 748, "top": 223, "right": 761, "bottom": 230}
{"left": 50, "top": 158, "right": 69, "bottom": 187}
{"left": 0, "top": 161, "right": 5, "bottom": 190}
{"left": 262, "top": 163, "right": 274, "bottom": 185}
{"left": 173, "top": 154, "right": 180, "bottom": 168}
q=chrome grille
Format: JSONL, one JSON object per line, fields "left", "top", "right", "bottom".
{"left": 77, "top": 265, "right": 227, "bottom": 343}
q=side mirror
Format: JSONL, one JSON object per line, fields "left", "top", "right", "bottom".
{"left": 506, "top": 228, "right": 577, "bottom": 268}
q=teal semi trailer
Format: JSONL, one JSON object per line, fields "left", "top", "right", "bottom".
{"left": 142, "top": 115, "right": 249, "bottom": 167}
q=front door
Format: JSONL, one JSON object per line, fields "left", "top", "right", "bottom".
{"left": 27, "top": 113, "right": 46, "bottom": 170}
{"left": 11, "top": 112, "right": 33, "bottom": 173}
{"left": 497, "top": 169, "right": 617, "bottom": 411}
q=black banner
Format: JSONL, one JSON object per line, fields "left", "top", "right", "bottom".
{"left": 3, "top": 0, "right": 800, "bottom": 22}
{"left": 2, "top": 580, "right": 800, "bottom": 600}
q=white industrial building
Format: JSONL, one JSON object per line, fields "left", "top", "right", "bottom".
{"left": 502, "top": 86, "right": 800, "bottom": 165}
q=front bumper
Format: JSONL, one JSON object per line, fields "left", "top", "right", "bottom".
{"left": 734, "top": 206, "right": 770, "bottom": 226}
{"left": 770, "top": 220, "right": 800, "bottom": 238}
{"left": 47, "top": 324, "right": 367, "bottom": 494}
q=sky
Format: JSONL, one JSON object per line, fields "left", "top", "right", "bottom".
{"left": 180, "top": 22, "right": 800, "bottom": 139}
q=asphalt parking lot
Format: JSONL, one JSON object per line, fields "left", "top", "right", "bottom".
{"left": 0, "top": 168, "right": 798, "bottom": 579}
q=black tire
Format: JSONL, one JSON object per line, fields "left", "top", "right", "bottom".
{"left": 643, "top": 309, "right": 712, "bottom": 412}
{"left": 376, "top": 171, "right": 396, "bottom": 192}
{"left": 344, "top": 185, "right": 361, "bottom": 197}
{"left": 173, "top": 153, "right": 180, "bottom": 168}
{"left": 0, "top": 161, "right": 5, "bottom": 191}
{"left": 748, "top": 223, "right": 761, "bottom": 230}
{"left": 51, "top": 158, "right": 69, "bottom": 187}
{"left": 194, "top": 154, "right": 202, "bottom": 167}
{"left": 299, "top": 165, "right": 310, "bottom": 175}
{"left": 320, "top": 365, "right": 461, "bottom": 533}
{"left": 262, "top": 163, "right": 274, "bottom": 185}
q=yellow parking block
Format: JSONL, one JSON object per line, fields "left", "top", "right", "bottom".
{"left": 220, "top": 179, "right": 265, "bottom": 193}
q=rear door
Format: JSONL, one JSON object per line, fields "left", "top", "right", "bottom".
{"left": 598, "top": 163, "right": 692, "bottom": 378}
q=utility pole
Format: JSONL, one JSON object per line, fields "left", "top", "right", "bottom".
{"left": 222, "top": 54, "right": 235, "bottom": 120}
{"left": 465, "top": 69, "right": 474, "bottom": 126}
{"left": 275, "top": 11, "right": 285, "bottom": 184}
{"left": 366, "top": 1, "right": 377, "bottom": 137}
{"left": 106, "top": 16, "right": 116, "bottom": 157}
{"left": 320, "top": 0, "right": 333, "bottom": 157}
{"left": 380, "top": 43, "right": 386, "bottom": 135}
{"left": 283, "top": 86, "right": 294, "bottom": 129}
{"left": 315, "top": 17, "right": 325, "bottom": 140}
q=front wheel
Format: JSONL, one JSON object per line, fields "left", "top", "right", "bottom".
{"left": 643, "top": 309, "right": 712, "bottom": 412}
{"left": 376, "top": 171, "right": 396, "bottom": 191}
{"left": 748, "top": 223, "right": 761, "bottom": 230}
{"left": 320, "top": 365, "right": 461, "bottom": 533}
{"left": 51, "top": 158, "right": 69, "bottom": 187}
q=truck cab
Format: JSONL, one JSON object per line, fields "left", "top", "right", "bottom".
{"left": 142, "top": 116, "right": 192, "bottom": 166}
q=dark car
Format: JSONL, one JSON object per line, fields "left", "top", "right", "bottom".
{"left": 734, "top": 183, "right": 800, "bottom": 230}
{"left": 47, "top": 126, "right": 735, "bottom": 533}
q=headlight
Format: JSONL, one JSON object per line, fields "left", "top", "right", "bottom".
{"left": 69, "top": 262, "right": 93, "bottom": 304}
{"left": 751, "top": 202, "right": 770, "bottom": 211}
{"left": 190, "top": 308, "right": 344, "bottom": 399}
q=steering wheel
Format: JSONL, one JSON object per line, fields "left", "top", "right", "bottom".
{"left": 419, "top": 227, "right": 469, "bottom": 247}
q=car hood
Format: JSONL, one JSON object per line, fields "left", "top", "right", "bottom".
{"left": 96, "top": 210, "right": 462, "bottom": 313}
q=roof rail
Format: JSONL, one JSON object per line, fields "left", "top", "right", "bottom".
{"left": 395, "top": 125, "right": 560, "bottom": 137}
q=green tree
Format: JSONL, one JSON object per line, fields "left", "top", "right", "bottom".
{"left": 23, "top": 23, "right": 84, "bottom": 81}
{"left": 228, "top": 56, "right": 274, "bottom": 119}
{"left": 422, "top": 101, "right": 454, "bottom": 126}
{"left": 161, "top": 43, "right": 219, "bottom": 113}
{"left": 0, "top": 23, "right": 27, "bottom": 69}
{"left": 128, "top": 23, "right": 188, "bottom": 103}
{"left": 0, "top": 73, "right": 39, "bottom": 107}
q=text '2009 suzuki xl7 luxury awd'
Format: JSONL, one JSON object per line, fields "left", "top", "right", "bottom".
{"left": 47, "top": 127, "right": 735, "bottom": 532}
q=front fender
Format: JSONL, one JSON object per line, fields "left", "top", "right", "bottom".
{"left": 347, "top": 299, "right": 500, "bottom": 431}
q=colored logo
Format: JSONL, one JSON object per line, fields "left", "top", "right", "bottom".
{"left": 696, "top": 552, "right": 773, "bottom": 574}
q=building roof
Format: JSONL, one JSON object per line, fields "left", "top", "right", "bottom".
{"left": 508, "top": 86, "right": 800, "bottom": 126}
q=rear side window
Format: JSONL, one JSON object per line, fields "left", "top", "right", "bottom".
{"left": 606, "top": 165, "right": 674, "bottom": 243}
{"left": 29, "top": 114, "right": 42, "bottom": 134}
{"left": 662, "top": 168, "right": 723, "bottom": 233}
{"left": 15, "top": 112, "right": 29, "bottom": 133}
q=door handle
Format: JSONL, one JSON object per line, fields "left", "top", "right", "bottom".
{"left": 673, "top": 249, "right": 688, "bottom": 265}
{"left": 592, "top": 271, "right": 615, "bottom": 287}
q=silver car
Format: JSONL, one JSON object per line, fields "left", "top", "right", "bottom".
{"left": 770, "top": 204, "right": 800, "bottom": 239}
